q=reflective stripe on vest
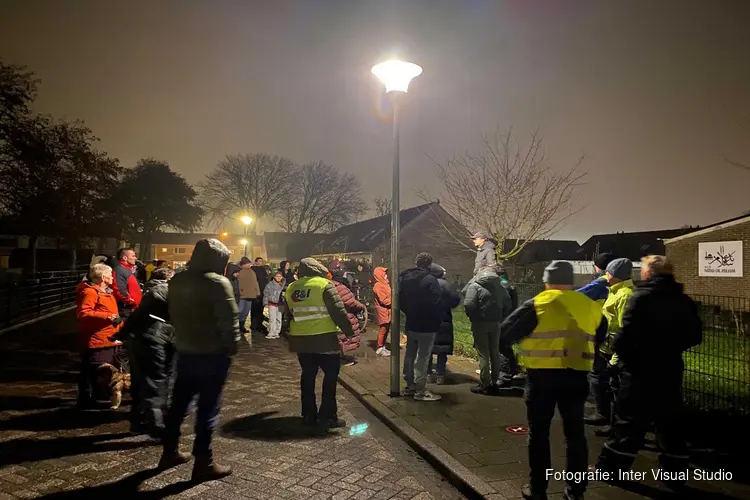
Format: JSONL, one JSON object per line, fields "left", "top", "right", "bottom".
{"left": 519, "top": 289, "right": 602, "bottom": 371}
{"left": 285, "top": 276, "right": 339, "bottom": 336}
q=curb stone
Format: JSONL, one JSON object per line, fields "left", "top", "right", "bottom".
{"left": 338, "top": 371, "right": 505, "bottom": 500}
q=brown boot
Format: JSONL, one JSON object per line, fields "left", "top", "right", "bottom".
{"left": 191, "top": 454, "right": 232, "bottom": 482}
{"left": 158, "top": 449, "right": 192, "bottom": 470}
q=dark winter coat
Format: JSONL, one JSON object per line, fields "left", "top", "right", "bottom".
{"left": 226, "top": 263, "right": 242, "bottom": 302}
{"left": 399, "top": 266, "right": 443, "bottom": 333}
{"left": 331, "top": 270, "right": 364, "bottom": 352}
{"left": 463, "top": 267, "right": 513, "bottom": 323}
{"left": 279, "top": 260, "right": 296, "bottom": 287}
{"left": 613, "top": 274, "right": 702, "bottom": 382}
{"left": 168, "top": 239, "right": 238, "bottom": 356}
{"left": 252, "top": 265, "right": 270, "bottom": 294}
{"left": 429, "top": 264, "right": 461, "bottom": 355}
{"left": 116, "top": 279, "right": 173, "bottom": 345}
{"left": 474, "top": 240, "right": 497, "bottom": 275}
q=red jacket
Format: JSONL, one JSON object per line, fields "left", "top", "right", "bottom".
{"left": 111, "top": 262, "right": 142, "bottom": 310}
{"left": 331, "top": 277, "right": 364, "bottom": 352}
{"left": 76, "top": 281, "right": 122, "bottom": 350}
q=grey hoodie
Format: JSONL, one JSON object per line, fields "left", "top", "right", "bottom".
{"left": 168, "top": 238, "right": 239, "bottom": 356}
{"left": 474, "top": 239, "right": 497, "bottom": 275}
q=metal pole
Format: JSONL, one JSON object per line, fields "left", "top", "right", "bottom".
{"left": 244, "top": 225, "right": 248, "bottom": 257}
{"left": 389, "top": 93, "right": 402, "bottom": 397}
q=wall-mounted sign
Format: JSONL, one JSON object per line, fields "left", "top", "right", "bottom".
{"left": 698, "top": 241, "right": 743, "bottom": 277}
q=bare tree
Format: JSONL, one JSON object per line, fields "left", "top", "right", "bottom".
{"left": 277, "top": 161, "right": 366, "bottom": 233}
{"left": 373, "top": 196, "right": 391, "bottom": 217}
{"left": 200, "top": 153, "right": 297, "bottom": 232}
{"left": 424, "top": 129, "right": 587, "bottom": 260}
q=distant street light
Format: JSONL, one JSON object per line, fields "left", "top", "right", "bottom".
{"left": 371, "top": 58, "right": 422, "bottom": 397}
{"left": 241, "top": 216, "right": 253, "bottom": 256}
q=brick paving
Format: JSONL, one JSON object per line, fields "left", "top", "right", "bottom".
{"left": 343, "top": 330, "right": 750, "bottom": 500}
{"left": 0, "top": 314, "right": 464, "bottom": 499}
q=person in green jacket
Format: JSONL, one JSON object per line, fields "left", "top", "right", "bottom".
{"left": 585, "top": 257, "right": 635, "bottom": 435}
{"left": 463, "top": 264, "right": 514, "bottom": 395}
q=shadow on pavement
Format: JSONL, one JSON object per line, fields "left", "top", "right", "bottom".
{"left": 0, "top": 432, "right": 155, "bottom": 465}
{"left": 0, "top": 395, "right": 72, "bottom": 412}
{"left": 0, "top": 407, "right": 130, "bottom": 432}
{"left": 0, "top": 367, "right": 79, "bottom": 385}
{"left": 222, "top": 411, "right": 336, "bottom": 441}
{"left": 33, "top": 468, "right": 197, "bottom": 500}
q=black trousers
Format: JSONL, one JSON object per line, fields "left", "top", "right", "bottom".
{"left": 250, "top": 298, "right": 265, "bottom": 331}
{"left": 526, "top": 369, "right": 589, "bottom": 496}
{"left": 596, "top": 371, "right": 689, "bottom": 475}
{"left": 589, "top": 352, "right": 615, "bottom": 419}
{"left": 297, "top": 353, "right": 340, "bottom": 422}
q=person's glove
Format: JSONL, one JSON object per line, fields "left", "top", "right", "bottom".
{"left": 111, "top": 316, "right": 123, "bottom": 326}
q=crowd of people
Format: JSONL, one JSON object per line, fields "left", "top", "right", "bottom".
{"left": 73, "top": 234, "right": 703, "bottom": 498}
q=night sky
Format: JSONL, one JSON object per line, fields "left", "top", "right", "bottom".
{"left": 1, "top": 0, "right": 749, "bottom": 242}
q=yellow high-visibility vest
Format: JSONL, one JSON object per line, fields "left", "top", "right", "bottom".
{"left": 519, "top": 289, "right": 602, "bottom": 371}
{"left": 599, "top": 279, "right": 635, "bottom": 356}
{"left": 285, "top": 276, "right": 339, "bottom": 336}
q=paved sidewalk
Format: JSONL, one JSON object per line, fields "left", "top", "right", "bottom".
{"left": 0, "top": 313, "right": 464, "bottom": 500}
{"left": 341, "top": 329, "right": 750, "bottom": 500}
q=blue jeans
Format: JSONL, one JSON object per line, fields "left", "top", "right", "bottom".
{"left": 163, "top": 353, "right": 231, "bottom": 456}
{"left": 403, "top": 331, "right": 436, "bottom": 392}
{"left": 238, "top": 299, "right": 252, "bottom": 331}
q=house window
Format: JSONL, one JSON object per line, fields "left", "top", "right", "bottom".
{"left": 269, "top": 243, "right": 279, "bottom": 251}
{"left": 176, "top": 247, "right": 187, "bottom": 254}
{"left": 161, "top": 248, "right": 168, "bottom": 253}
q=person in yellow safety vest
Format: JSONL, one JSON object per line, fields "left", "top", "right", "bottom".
{"left": 585, "top": 258, "right": 635, "bottom": 436}
{"left": 145, "top": 260, "right": 157, "bottom": 281}
{"left": 499, "top": 261, "right": 608, "bottom": 500}
{"left": 285, "top": 257, "right": 356, "bottom": 430}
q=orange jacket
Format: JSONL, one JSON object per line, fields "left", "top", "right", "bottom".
{"left": 372, "top": 267, "right": 392, "bottom": 326}
{"left": 76, "top": 281, "right": 122, "bottom": 350}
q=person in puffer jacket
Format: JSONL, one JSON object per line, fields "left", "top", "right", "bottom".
{"left": 262, "top": 271, "right": 285, "bottom": 340}
{"left": 111, "top": 267, "right": 176, "bottom": 437}
{"left": 328, "top": 260, "right": 365, "bottom": 364}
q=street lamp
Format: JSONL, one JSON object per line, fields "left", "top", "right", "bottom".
{"left": 372, "top": 58, "right": 422, "bottom": 397}
{"left": 240, "top": 216, "right": 253, "bottom": 256}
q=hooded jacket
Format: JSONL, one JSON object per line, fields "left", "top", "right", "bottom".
{"left": 372, "top": 267, "right": 391, "bottom": 326}
{"left": 463, "top": 267, "right": 513, "bottom": 322}
{"left": 239, "top": 267, "right": 260, "bottom": 299}
{"left": 399, "top": 266, "right": 443, "bottom": 333}
{"left": 286, "top": 258, "right": 355, "bottom": 354}
{"left": 613, "top": 274, "right": 702, "bottom": 381}
{"left": 429, "top": 264, "right": 461, "bottom": 354}
{"left": 76, "top": 281, "right": 122, "bottom": 350}
{"left": 331, "top": 269, "right": 365, "bottom": 352}
{"left": 115, "top": 279, "right": 173, "bottom": 345}
{"left": 474, "top": 239, "right": 497, "bottom": 275}
{"left": 168, "top": 238, "right": 239, "bottom": 356}
{"left": 263, "top": 277, "right": 286, "bottom": 306}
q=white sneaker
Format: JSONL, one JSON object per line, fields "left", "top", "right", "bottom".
{"left": 414, "top": 390, "right": 442, "bottom": 402}
{"left": 376, "top": 347, "right": 391, "bottom": 357}
{"left": 265, "top": 333, "right": 280, "bottom": 339}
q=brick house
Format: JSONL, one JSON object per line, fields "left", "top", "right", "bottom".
{"left": 309, "top": 202, "right": 474, "bottom": 283}
{"left": 664, "top": 214, "right": 750, "bottom": 301}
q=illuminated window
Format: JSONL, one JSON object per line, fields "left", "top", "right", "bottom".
{"left": 161, "top": 248, "right": 168, "bottom": 252}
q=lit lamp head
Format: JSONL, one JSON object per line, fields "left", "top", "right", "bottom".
{"left": 371, "top": 59, "right": 423, "bottom": 93}
{"left": 240, "top": 216, "right": 253, "bottom": 225}
{"left": 240, "top": 239, "right": 248, "bottom": 246}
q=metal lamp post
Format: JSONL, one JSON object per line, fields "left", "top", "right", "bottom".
{"left": 371, "top": 59, "right": 423, "bottom": 397}
{"left": 241, "top": 216, "right": 253, "bottom": 256}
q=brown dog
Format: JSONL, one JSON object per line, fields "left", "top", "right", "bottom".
{"left": 95, "top": 363, "right": 131, "bottom": 409}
